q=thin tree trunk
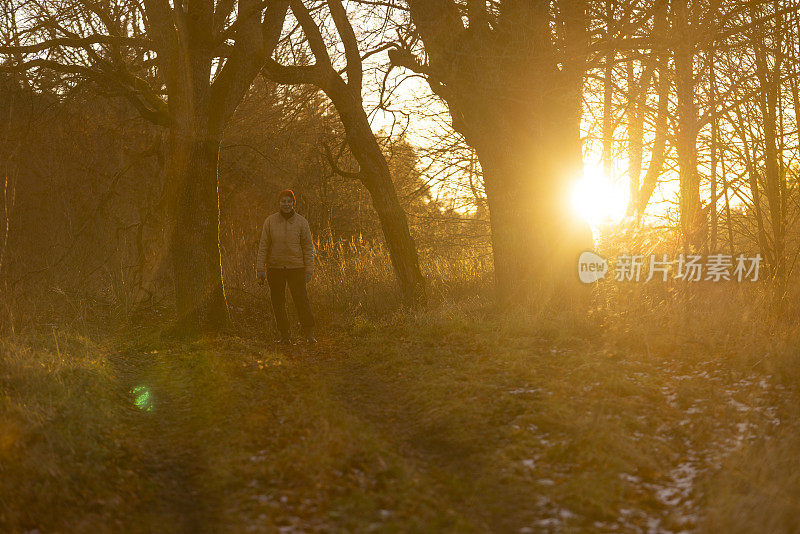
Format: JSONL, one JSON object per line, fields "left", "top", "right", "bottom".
{"left": 721, "top": 143, "right": 734, "bottom": 252}
{"left": 709, "top": 49, "right": 718, "bottom": 252}
{"left": 626, "top": 59, "right": 641, "bottom": 216}
{"left": 790, "top": 17, "right": 800, "bottom": 165}
{"left": 325, "top": 77, "right": 426, "bottom": 306}
{"left": 753, "top": 4, "right": 785, "bottom": 278}
{"left": 603, "top": 50, "right": 614, "bottom": 182}
{"left": 674, "top": 0, "right": 703, "bottom": 251}
{"left": 634, "top": 0, "right": 668, "bottom": 220}
{"left": 635, "top": 53, "right": 669, "bottom": 219}
{"left": 733, "top": 105, "right": 773, "bottom": 267}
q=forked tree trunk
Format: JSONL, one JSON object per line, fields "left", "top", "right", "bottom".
{"left": 264, "top": 1, "right": 427, "bottom": 307}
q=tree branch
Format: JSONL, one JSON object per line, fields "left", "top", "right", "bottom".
{"left": 0, "top": 34, "right": 153, "bottom": 56}
{"left": 262, "top": 57, "right": 324, "bottom": 84}
{"left": 327, "top": 0, "right": 362, "bottom": 93}
{"left": 323, "top": 140, "right": 361, "bottom": 179}
{"left": 209, "top": 0, "right": 274, "bottom": 128}
{"left": 289, "top": 0, "right": 332, "bottom": 69}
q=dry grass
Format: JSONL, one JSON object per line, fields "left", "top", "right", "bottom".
{"left": 1, "top": 241, "right": 799, "bottom": 532}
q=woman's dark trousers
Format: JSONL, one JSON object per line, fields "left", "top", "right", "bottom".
{"left": 267, "top": 267, "right": 315, "bottom": 337}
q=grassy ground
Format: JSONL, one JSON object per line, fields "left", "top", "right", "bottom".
{"left": 1, "top": 286, "right": 799, "bottom": 533}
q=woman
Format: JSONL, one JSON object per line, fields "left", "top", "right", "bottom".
{"left": 256, "top": 189, "right": 316, "bottom": 344}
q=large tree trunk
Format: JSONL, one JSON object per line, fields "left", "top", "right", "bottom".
{"left": 0, "top": 75, "right": 17, "bottom": 281}
{"left": 479, "top": 151, "right": 591, "bottom": 304}
{"left": 325, "top": 77, "right": 426, "bottom": 306}
{"left": 404, "top": 0, "right": 592, "bottom": 305}
{"left": 471, "top": 74, "right": 592, "bottom": 304}
{"left": 162, "top": 38, "right": 232, "bottom": 337}
{"left": 165, "top": 126, "right": 231, "bottom": 336}
{"left": 0, "top": 0, "right": 287, "bottom": 336}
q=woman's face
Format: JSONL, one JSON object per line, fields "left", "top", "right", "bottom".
{"left": 280, "top": 196, "right": 295, "bottom": 213}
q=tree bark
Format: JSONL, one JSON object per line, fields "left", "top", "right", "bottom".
{"left": 709, "top": 49, "right": 718, "bottom": 252}
{"left": 673, "top": 0, "right": 703, "bottom": 251}
{"left": 478, "top": 135, "right": 592, "bottom": 304}
{"left": 633, "top": 0, "right": 669, "bottom": 220}
{"left": 165, "top": 128, "right": 230, "bottom": 335}
{"left": 265, "top": 0, "right": 427, "bottom": 307}
{"left": 403, "top": 0, "right": 593, "bottom": 305}
{"left": 733, "top": 105, "right": 773, "bottom": 267}
{"left": 603, "top": 50, "right": 615, "bottom": 183}
{"left": 753, "top": 3, "right": 785, "bottom": 278}
{"left": 161, "top": 36, "right": 232, "bottom": 336}
{"left": 325, "top": 76, "right": 426, "bottom": 306}
{"left": 626, "top": 59, "right": 642, "bottom": 217}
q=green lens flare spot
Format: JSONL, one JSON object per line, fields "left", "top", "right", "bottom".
{"left": 131, "top": 385, "right": 153, "bottom": 412}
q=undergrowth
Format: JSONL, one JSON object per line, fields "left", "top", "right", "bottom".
{"left": 1, "top": 245, "right": 799, "bottom": 532}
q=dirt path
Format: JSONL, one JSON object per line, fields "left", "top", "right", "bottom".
{"left": 318, "top": 339, "right": 792, "bottom": 533}
{"left": 101, "top": 335, "right": 792, "bottom": 533}
{"left": 109, "top": 349, "right": 226, "bottom": 533}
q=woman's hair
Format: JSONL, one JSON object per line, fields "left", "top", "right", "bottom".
{"left": 278, "top": 189, "right": 296, "bottom": 203}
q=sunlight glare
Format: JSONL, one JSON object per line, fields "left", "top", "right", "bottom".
{"left": 572, "top": 161, "right": 629, "bottom": 227}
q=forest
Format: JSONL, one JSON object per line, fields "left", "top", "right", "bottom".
{"left": 1, "top": 0, "right": 799, "bottom": 532}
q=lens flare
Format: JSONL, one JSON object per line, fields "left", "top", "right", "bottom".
{"left": 131, "top": 385, "right": 153, "bottom": 412}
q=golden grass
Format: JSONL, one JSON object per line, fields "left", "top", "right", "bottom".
{"left": 1, "top": 241, "right": 799, "bottom": 532}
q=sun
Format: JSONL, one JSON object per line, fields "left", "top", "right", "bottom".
{"left": 571, "top": 160, "right": 629, "bottom": 227}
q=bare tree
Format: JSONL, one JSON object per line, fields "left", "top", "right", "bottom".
{"left": 0, "top": 0, "right": 290, "bottom": 336}
{"left": 625, "top": 0, "right": 669, "bottom": 222}
{"left": 391, "top": 0, "right": 594, "bottom": 303}
{"left": 752, "top": 0, "right": 787, "bottom": 278}
{"left": 263, "top": 0, "right": 426, "bottom": 306}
